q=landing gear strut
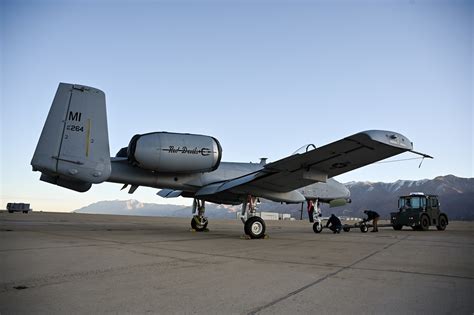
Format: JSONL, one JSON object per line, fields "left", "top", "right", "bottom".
{"left": 241, "top": 195, "right": 266, "bottom": 239}
{"left": 308, "top": 199, "right": 323, "bottom": 234}
{"left": 191, "top": 199, "right": 208, "bottom": 232}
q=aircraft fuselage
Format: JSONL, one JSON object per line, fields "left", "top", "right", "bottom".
{"left": 107, "top": 159, "right": 350, "bottom": 204}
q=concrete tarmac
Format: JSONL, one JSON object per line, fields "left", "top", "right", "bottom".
{"left": 1, "top": 212, "right": 473, "bottom": 314}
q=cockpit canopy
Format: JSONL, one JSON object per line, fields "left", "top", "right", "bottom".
{"left": 292, "top": 144, "right": 316, "bottom": 155}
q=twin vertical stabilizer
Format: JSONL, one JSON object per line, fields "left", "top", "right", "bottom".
{"left": 31, "top": 83, "right": 111, "bottom": 192}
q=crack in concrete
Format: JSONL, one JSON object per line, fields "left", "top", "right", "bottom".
{"left": 247, "top": 236, "right": 410, "bottom": 315}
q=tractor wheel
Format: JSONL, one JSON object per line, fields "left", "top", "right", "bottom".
{"left": 392, "top": 224, "right": 403, "bottom": 231}
{"left": 436, "top": 215, "right": 447, "bottom": 231}
{"left": 420, "top": 215, "right": 430, "bottom": 231}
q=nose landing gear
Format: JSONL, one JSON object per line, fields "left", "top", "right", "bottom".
{"left": 308, "top": 199, "right": 323, "bottom": 234}
{"left": 313, "top": 221, "right": 323, "bottom": 233}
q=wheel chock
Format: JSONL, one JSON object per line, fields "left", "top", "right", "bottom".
{"left": 189, "top": 228, "right": 210, "bottom": 232}
{"left": 240, "top": 234, "right": 269, "bottom": 240}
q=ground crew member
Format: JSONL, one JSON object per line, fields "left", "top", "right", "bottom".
{"left": 307, "top": 199, "right": 322, "bottom": 223}
{"left": 307, "top": 200, "right": 315, "bottom": 223}
{"left": 326, "top": 214, "right": 342, "bottom": 234}
{"left": 363, "top": 210, "right": 380, "bottom": 232}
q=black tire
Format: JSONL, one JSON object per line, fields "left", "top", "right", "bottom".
{"left": 244, "top": 216, "right": 266, "bottom": 239}
{"left": 313, "top": 222, "right": 323, "bottom": 233}
{"left": 393, "top": 224, "right": 403, "bottom": 231}
{"left": 8, "top": 210, "right": 13, "bottom": 213}
{"left": 191, "top": 217, "right": 208, "bottom": 232}
{"left": 360, "top": 224, "right": 368, "bottom": 233}
{"left": 436, "top": 215, "right": 447, "bottom": 231}
{"left": 343, "top": 227, "right": 351, "bottom": 232}
{"left": 420, "top": 215, "right": 430, "bottom": 231}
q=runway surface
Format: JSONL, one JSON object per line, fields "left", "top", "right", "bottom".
{"left": 1, "top": 212, "right": 473, "bottom": 314}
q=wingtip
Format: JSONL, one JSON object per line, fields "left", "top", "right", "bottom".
{"left": 357, "top": 130, "right": 414, "bottom": 151}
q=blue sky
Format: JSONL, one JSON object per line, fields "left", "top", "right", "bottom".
{"left": 1, "top": 0, "right": 472, "bottom": 212}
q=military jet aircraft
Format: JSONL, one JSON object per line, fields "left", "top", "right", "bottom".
{"left": 31, "top": 83, "right": 431, "bottom": 238}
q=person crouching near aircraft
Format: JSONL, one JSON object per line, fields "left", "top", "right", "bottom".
{"left": 363, "top": 210, "right": 380, "bottom": 232}
{"left": 326, "top": 214, "right": 342, "bottom": 234}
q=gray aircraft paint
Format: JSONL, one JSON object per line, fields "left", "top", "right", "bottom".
{"left": 31, "top": 83, "right": 111, "bottom": 192}
{"left": 31, "top": 83, "right": 429, "bottom": 206}
{"left": 127, "top": 132, "right": 222, "bottom": 173}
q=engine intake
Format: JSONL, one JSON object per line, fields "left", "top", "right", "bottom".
{"left": 127, "top": 132, "right": 222, "bottom": 173}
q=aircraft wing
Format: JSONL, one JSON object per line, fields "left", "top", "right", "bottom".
{"left": 196, "top": 130, "right": 428, "bottom": 198}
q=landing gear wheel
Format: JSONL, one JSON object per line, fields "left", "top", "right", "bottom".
{"left": 191, "top": 216, "right": 208, "bottom": 232}
{"left": 343, "top": 227, "right": 351, "bottom": 232}
{"left": 436, "top": 216, "right": 447, "bottom": 231}
{"left": 393, "top": 224, "right": 403, "bottom": 231}
{"left": 244, "top": 216, "right": 266, "bottom": 239}
{"left": 420, "top": 215, "right": 430, "bottom": 231}
{"left": 360, "top": 224, "right": 368, "bottom": 233}
{"left": 313, "top": 222, "right": 323, "bottom": 233}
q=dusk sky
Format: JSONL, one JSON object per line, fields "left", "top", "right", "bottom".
{"left": 1, "top": 0, "right": 472, "bottom": 212}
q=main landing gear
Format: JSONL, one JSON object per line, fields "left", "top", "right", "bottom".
{"left": 191, "top": 199, "right": 208, "bottom": 232}
{"left": 190, "top": 196, "right": 266, "bottom": 239}
{"left": 240, "top": 195, "right": 266, "bottom": 239}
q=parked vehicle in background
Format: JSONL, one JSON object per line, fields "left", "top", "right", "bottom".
{"left": 391, "top": 193, "right": 448, "bottom": 231}
{"left": 6, "top": 203, "right": 32, "bottom": 214}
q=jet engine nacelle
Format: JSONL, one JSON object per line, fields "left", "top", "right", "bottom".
{"left": 127, "top": 132, "right": 222, "bottom": 173}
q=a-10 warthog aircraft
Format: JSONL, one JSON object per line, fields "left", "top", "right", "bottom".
{"left": 31, "top": 83, "right": 431, "bottom": 238}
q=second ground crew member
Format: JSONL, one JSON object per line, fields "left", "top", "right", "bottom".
{"left": 363, "top": 210, "right": 380, "bottom": 232}
{"left": 326, "top": 214, "right": 342, "bottom": 234}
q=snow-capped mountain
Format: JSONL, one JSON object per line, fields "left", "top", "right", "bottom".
{"left": 74, "top": 199, "right": 241, "bottom": 218}
{"left": 342, "top": 175, "right": 473, "bottom": 220}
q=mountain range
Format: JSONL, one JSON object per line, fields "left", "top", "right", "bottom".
{"left": 341, "top": 175, "right": 474, "bottom": 220}
{"left": 74, "top": 199, "right": 241, "bottom": 219}
{"left": 74, "top": 175, "right": 474, "bottom": 220}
